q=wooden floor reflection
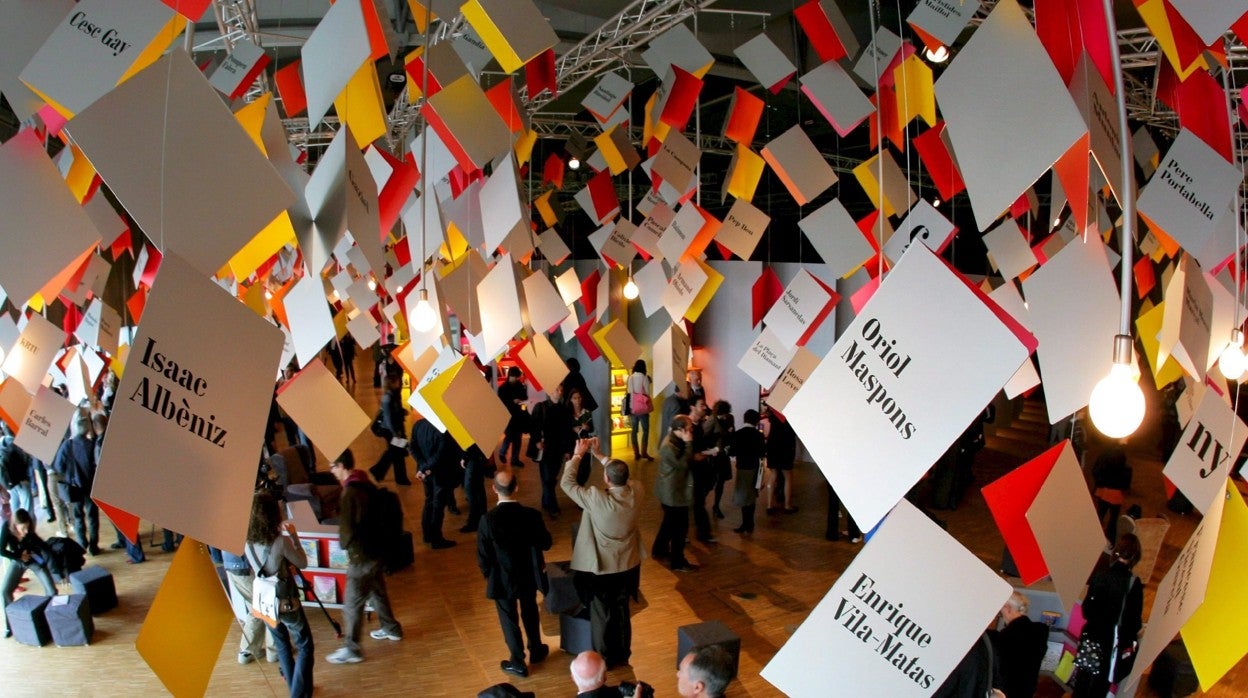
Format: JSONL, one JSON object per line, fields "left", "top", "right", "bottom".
{"left": 2, "top": 371, "right": 1244, "bottom": 697}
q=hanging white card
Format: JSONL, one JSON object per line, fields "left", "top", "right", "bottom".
{"left": 1021, "top": 236, "right": 1120, "bottom": 424}
{"left": 93, "top": 252, "right": 283, "bottom": 554}
{"left": 1, "top": 313, "right": 62, "bottom": 394}
{"left": 762, "top": 499, "right": 1012, "bottom": 697}
{"left": 798, "top": 199, "right": 875, "bottom": 279}
{"left": 283, "top": 274, "right": 336, "bottom": 369}
{"left": 933, "top": 0, "right": 1088, "bottom": 231}
{"left": 13, "top": 386, "right": 78, "bottom": 464}
{"left": 785, "top": 243, "right": 1032, "bottom": 531}
{"left": 1163, "top": 389, "right": 1247, "bottom": 514}
{"left": 1137, "top": 130, "right": 1241, "bottom": 271}
{"left": 738, "top": 327, "right": 798, "bottom": 389}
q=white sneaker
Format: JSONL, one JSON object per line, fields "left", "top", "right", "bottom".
{"left": 237, "top": 651, "right": 255, "bottom": 665}
{"left": 370, "top": 628, "right": 402, "bottom": 641}
{"left": 326, "top": 648, "right": 363, "bottom": 664}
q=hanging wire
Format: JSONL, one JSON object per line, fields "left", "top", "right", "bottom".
{"left": 417, "top": 1, "right": 434, "bottom": 296}
{"left": 868, "top": 0, "right": 886, "bottom": 279}
{"left": 893, "top": 0, "right": 914, "bottom": 217}
{"left": 693, "top": 11, "right": 702, "bottom": 210}
{"left": 1220, "top": 57, "right": 1245, "bottom": 450}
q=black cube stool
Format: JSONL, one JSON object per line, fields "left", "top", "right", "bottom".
{"left": 44, "top": 594, "right": 93, "bottom": 646}
{"left": 676, "top": 620, "right": 740, "bottom": 677}
{"left": 559, "top": 609, "right": 593, "bottom": 654}
{"left": 6, "top": 594, "right": 51, "bottom": 646}
{"left": 69, "top": 566, "right": 117, "bottom": 614}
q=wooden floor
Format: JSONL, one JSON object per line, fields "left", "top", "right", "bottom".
{"left": 3, "top": 359, "right": 1247, "bottom": 697}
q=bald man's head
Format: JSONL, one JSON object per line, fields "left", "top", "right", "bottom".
{"left": 571, "top": 650, "right": 607, "bottom": 691}
{"left": 493, "top": 469, "right": 518, "bottom": 497}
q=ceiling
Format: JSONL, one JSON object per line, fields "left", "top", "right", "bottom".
{"left": 5, "top": 0, "right": 1242, "bottom": 270}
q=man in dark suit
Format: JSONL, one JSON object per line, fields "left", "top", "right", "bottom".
{"left": 989, "top": 592, "right": 1048, "bottom": 698}
{"left": 530, "top": 383, "right": 575, "bottom": 519}
{"left": 410, "top": 417, "right": 459, "bottom": 549}
{"left": 477, "top": 470, "right": 553, "bottom": 678}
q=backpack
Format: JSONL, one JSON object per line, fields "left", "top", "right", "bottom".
{"left": 353, "top": 483, "right": 406, "bottom": 570}
{"left": 45, "top": 536, "right": 86, "bottom": 581}
{"left": 0, "top": 435, "right": 29, "bottom": 490}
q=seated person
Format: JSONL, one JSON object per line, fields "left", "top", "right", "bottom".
{"left": 1, "top": 509, "right": 57, "bottom": 638}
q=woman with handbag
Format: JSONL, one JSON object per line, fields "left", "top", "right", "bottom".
{"left": 246, "top": 491, "right": 315, "bottom": 698}
{"left": 627, "top": 360, "right": 654, "bottom": 461}
{"left": 1072, "top": 533, "right": 1144, "bottom": 698}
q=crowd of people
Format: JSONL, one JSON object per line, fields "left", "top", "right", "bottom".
{"left": 0, "top": 349, "right": 1160, "bottom": 698}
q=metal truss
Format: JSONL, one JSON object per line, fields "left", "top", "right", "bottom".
{"left": 383, "top": 16, "right": 464, "bottom": 150}
{"left": 519, "top": 0, "right": 719, "bottom": 112}
{"left": 528, "top": 114, "right": 862, "bottom": 173}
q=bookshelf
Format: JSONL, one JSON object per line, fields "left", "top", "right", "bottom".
{"left": 609, "top": 367, "right": 630, "bottom": 457}
{"left": 296, "top": 530, "right": 350, "bottom": 610}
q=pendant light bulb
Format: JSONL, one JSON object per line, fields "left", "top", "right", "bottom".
{"left": 1089, "top": 336, "right": 1145, "bottom": 439}
{"left": 623, "top": 276, "right": 639, "bottom": 300}
{"left": 924, "top": 45, "right": 949, "bottom": 63}
{"left": 1218, "top": 329, "right": 1246, "bottom": 381}
{"left": 411, "top": 289, "right": 437, "bottom": 332}
{"left": 567, "top": 155, "right": 580, "bottom": 171}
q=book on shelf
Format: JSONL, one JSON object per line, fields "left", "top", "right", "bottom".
{"left": 326, "top": 540, "right": 349, "bottom": 569}
{"left": 299, "top": 538, "right": 320, "bottom": 566}
{"left": 313, "top": 575, "right": 338, "bottom": 604}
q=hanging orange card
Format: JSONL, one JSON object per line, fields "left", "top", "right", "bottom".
{"left": 722, "top": 86, "right": 764, "bottom": 145}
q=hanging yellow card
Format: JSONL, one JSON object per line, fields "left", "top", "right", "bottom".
{"left": 685, "top": 257, "right": 723, "bottom": 323}
{"left": 136, "top": 540, "right": 234, "bottom": 698}
{"left": 724, "top": 144, "right": 766, "bottom": 204}
{"left": 461, "top": 0, "right": 557, "bottom": 74}
{"left": 1182, "top": 484, "right": 1248, "bottom": 691}
{"left": 593, "top": 319, "right": 642, "bottom": 370}
{"left": 893, "top": 53, "right": 935, "bottom": 128}
{"left": 227, "top": 212, "right": 296, "bottom": 281}
{"left": 334, "top": 59, "right": 387, "bottom": 147}
{"left": 514, "top": 127, "right": 538, "bottom": 167}
{"left": 1136, "top": 0, "right": 1209, "bottom": 81}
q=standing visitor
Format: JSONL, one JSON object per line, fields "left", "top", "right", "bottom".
{"left": 51, "top": 414, "right": 99, "bottom": 555}
{"left": 530, "top": 384, "right": 575, "bottom": 519}
{"left": 497, "top": 367, "right": 530, "bottom": 467}
{"left": 326, "top": 450, "right": 404, "bottom": 664}
{"left": 653, "top": 415, "right": 696, "bottom": 572}
{"left": 369, "top": 373, "right": 412, "bottom": 486}
{"left": 244, "top": 491, "right": 314, "bottom": 697}
{"left": 1072, "top": 534, "right": 1144, "bottom": 698}
{"left": 563, "top": 438, "right": 642, "bottom": 667}
{"left": 477, "top": 470, "right": 552, "bottom": 678}
{"left": 626, "top": 360, "right": 653, "bottom": 461}
{"left": 731, "top": 410, "right": 764, "bottom": 535}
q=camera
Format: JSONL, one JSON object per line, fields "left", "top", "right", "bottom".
{"left": 618, "top": 680, "right": 655, "bottom": 698}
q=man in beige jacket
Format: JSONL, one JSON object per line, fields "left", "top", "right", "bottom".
{"left": 562, "top": 437, "right": 642, "bottom": 668}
